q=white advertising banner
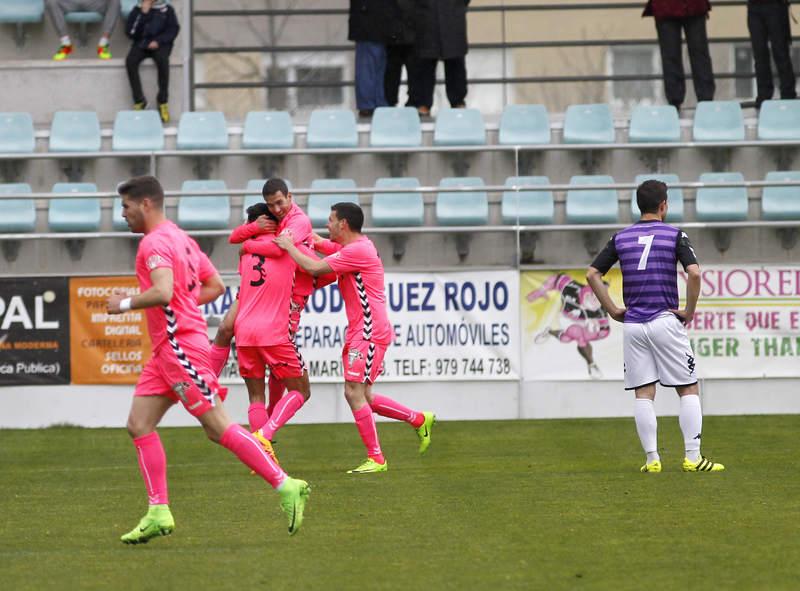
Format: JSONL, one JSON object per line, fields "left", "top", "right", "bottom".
{"left": 204, "top": 270, "right": 520, "bottom": 383}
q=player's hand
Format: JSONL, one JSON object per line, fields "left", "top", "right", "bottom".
{"left": 106, "top": 292, "right": 126, "bottom": 314}
{"left": 311, "top": 232, "right": 325, "bottom": 246}
{"left": 670, "top": 308, "right": 693, "bottom": 325}
{"left": 609, "top": 307, "right": 626, "bottom": 323}
{"left": 255, "top": 215, "right": 277, "bottom": 233}
{"left": 274, "top": 233, "right": 293, "bottom": 250}
{"left": 147, "top": 40, "right": 159, "bottom": 50}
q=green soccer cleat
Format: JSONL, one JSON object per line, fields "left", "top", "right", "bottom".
{"left": 416, "top": 411, "right": 436, "bottom": 455}
{"left": 278, "top": 478, "right": 310, "bottom": 536}
{"left": 120, "top": 504, "right": 175, "bottom": 544}
{"left": 347, "top": 458, "right": 388, "bottom": 474}
{"left": 640, "top": 460, "right": 662, "bottom": 473}
{"left": 682, "top": 456, "right": 725, "bottom": 472}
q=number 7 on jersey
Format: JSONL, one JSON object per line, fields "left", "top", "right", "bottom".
{"left": 637, "top": 234, "right": 654, "bottom": 270}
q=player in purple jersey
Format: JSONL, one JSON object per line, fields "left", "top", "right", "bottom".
{"left": 586, "top": 180, "right": 725, "bottom": 473}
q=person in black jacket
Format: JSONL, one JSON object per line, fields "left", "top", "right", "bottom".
{"left": 125, "top": 0, "right": 180, "bottom": 123}
{"left": 384, "top": 0, "right": 416, "bottom": 107}
{"left": 748, "top": 0, "right": 797, "bottom": 108}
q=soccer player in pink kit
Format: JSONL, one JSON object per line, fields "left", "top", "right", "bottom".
{"left": 106, "top": 176, "right": 310, "bottom": 543}
{"left": 275, "top": 202, "right": 435, "bottom": 474}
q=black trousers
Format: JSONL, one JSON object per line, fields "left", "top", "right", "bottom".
{"left": 413, "top": 57, "right": 467, "bottom": 109}
{"left": 126, "top": 45, "right": 172, "bottom": 105}
{"left": 655, "top": 15, "right": 715, "bottom": 108}
{"left": 748, "top": 2, "right": 797, "bottom": 104}
{"left": 385, "top": 44, "right": 415, "bottom": 107}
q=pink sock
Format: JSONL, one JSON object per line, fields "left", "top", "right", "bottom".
{"left": 248, "top": 402, "right": 268, "bottom": 432}
{"left": 219, "top": 423, "right": 286, "bottom": 489}
{"left": 261, "top": 390, "right": 305, "bottom": 440}
{"left": 267, "top": 373, "right": 285, "bottom": 417}
{"left": 133, "top": 432, "right": 169, "bottom": 505}
{"left": 352, "top": 405, "right": 385, "bottom": 464}
{"left": 208, "top": 344, "right": 230, "bottom": 377}
{"left": 370, "top": 393, "right": 424, "bottom": 428}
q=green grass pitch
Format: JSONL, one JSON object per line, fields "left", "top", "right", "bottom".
{"left": 1, "top": 415, "right": 798, "bottom": 590}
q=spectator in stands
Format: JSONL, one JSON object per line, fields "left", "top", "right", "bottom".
{"left": 46, "top": 0, "right": 119, "bottom": 61}
{"left": 410, "top": 0, "right": 471, "bottom": 116}
{"left": 384, "top": 0, "right": 417, "bottom": 108}
{"left": 643, "top": 0, "right": 715, "bottom": 111}
{"left": 125, "top": 0, "right": 180, "bottom": 124}
{"left": 747, "top": 0, "right": 797, "bottom": 109}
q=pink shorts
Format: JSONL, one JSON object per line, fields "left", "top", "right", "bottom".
{"left": 237, "top": 342, "right": 305, "bottom": 381}
{"left": 342, "top": 340, "right": 387, "bottom": 384}
{"left": 134, "top": 344, "right": 227, "bottom": 417}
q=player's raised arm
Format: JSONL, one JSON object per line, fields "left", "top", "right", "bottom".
{"left": 274, "top": 233, "right": 333, "bottom": 277}
{"left": 228, "top": 215, "right": 277, "bottom": 244}
{"left": 107, "top": 267, "right": 174, "bottom": 313}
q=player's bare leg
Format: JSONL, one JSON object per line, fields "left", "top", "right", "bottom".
{"left": 677, "top": 384, "right": 724, "bottom": 472}
{"left": 577, "top": 343, "right": 602, "bottom": 379}
{"left": 209, "top": 300, "right": 237, "bottom": 376}
{"left": 344, "top": 382, "right": 387, "bottom": 473}
{"left": 634, "top": 383, "right": 661, "bottom": 473}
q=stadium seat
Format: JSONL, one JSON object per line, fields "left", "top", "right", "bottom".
{"left": 762, "top": 171, "right": 800, "bottom": 220}
{"left": 498, "top": 104, "right": 550, "bottom": 145}
{"left": 49, "top": 111, "right": 101, "bottom": 152}
{"left": 628, "top": 105, "right": 681, "bottom": 142}
{"left": 563, "top": 104, "right": 615, "bottom": 144}
{"left": 436, "top": 177, "right": 488, "bottom": 226}
{"left": 242, "top": 111, "right": 294, "bottom": 149}
{"left": 0, "top": 183, "right": 35, "bottom": 233}
{"left": 64, "top": 11, "right": 102, "bottom": 23}
{"left": 306, "top": 109, "right": 358, "bottom": 148}
{"left": 243, "top": 179, "right": 267, "bottom": 217}
{"left": 176, "top": 112, "right": 228, "bottom": 150}
{"left": 372, "top": 177, "right": 424, "bottom": 227}
{"left": 48, "top": 183, "right": 100, "bottom": 232}
{"left": 501, "top": 176, "right": 554, "bottom": 225}
{"left": 757, "top": 100, "right": 800, "bottom": 140}
{"left": 565, "top": 175, "right": 618, "bottom": 224}
{"left": 112, "top": 110, "right": 165, "bottom": 151}
{"left": 0, "top": 0, "right": 44, "bottom": 23}
{"left": 0, "top": 112, "right": 35, "bottom": 153}
{"left": 307, "top": 179, "right": 358, "bottom": 227}
{"left": 433, "top": 108, "right": 486, "bottom": 145}
{"left": 693, "top": 101, "right": 745, "bottom": 142}
{"left": 370, "top": 107, "right": 421, "bottom": 147}
{"left": 696, "top": 172, "right": 748, "bottom": 221}
{"left": 177, "top": 180, "right": 231, "bottom": 230}
{"left": 112, "top": 197, "right": 128, "bottom": 231}
{"left": 631, "top": 173, "right": 684, "bottom": 222}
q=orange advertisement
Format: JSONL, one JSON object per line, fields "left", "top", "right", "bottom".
{"left": 69, "top": 276, "right": 152, "bottom": 384}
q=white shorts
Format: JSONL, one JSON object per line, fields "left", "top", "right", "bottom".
{"left": 623, "top": 312, "right": 697, "bottom": 390}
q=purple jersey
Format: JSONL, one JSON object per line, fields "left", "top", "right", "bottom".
{"left": 591, "top": 220, "right": 698, "bottom": 323}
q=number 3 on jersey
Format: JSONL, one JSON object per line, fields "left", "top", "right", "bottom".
{"left": 637, "top": 235, "right": 654, "bottom": 270}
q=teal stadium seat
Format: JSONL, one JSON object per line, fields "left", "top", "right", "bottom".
{"left": 757, "top": 100, "right": 800, "bottom": 140}
{"left": 307, "top": 179, "right": 358, "bottom": 227}
{"left": 631, "top": 173, "right": 684, "bottom": 221}
{"left": 762, "top": 171, "right": 800, "bottom": 220}
{"left": 306, "top": 109, "right": 358, "bottom": 148}
{"left": 433, "top": 108, "right": 486, "bottom": 145}
{"left": 0, "top": 183, "right": 35, "bottom": 232}
{"left": 49, "top": 183, "right": 100, "bottom": 232}
{"left": 501, "top": 176, "right": 554, "bottom": 224}
{"left": 0, "top": 112, "right": 35, "bottom": 152}
{"left": 696, "top": 172, "right": 748, "bottom": 221}
{"left": 693, "top": 101, "right": 745, "bottom": 141}
{"left": 563, "top": 104, "right": 615, "bottom": 144}
{"left": 372, "top": 177, "right": 424, "bottom": 226}
{"left": 64, "top": 11, "right": 102, "bottom": 23}
{"left": 50, "top": 111, "right": 101, "bottom": 152}
{"left": 112, "top": 110, "right": 164, "bottom": 151}
{"left": 629, "top": 105, "right": 681, "bottom": 142}
{"left": 178, "top": 180, "right": 230, "bottom": 229}
{"left": 566, "top": 175, "right": 618, "bottom": 224}
{"left": 370, "top": 107, "right": 421, "bottom": 147}
{"left": 242, "top": 111, "right": 294, "bottom": 149}
{"left": 0, "top": 0, "right": 44, "bottom": 23}
{"left": 498, "top": 104, "right": 550, "bottom": 145}
{"left": 176, "top": 112, "right": 228, "bottom": 150}
{"left": 241, "top": 179, "right": 292, "bottom": 217}
{"left": 436, "top": 177, "right": 488, "bottom": 226}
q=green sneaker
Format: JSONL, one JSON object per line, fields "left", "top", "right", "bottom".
{"left": 120, "top": 504, "right": 174, "bottom": 544}
{"left": 347, "top": 458, "right": 388, "bottom": 474}
{"left": 279, "top": 478, "right": 310, "bottom": 536}
{"left": 416, "top": 411, "right": 436, "bottom": 455}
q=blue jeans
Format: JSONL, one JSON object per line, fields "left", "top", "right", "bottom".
{"left": 355, "top": 41, "right": 388, "bottom": 110}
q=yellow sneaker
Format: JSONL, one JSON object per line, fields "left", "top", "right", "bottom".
{"left": 97, "top": 45, "right": 112, "bottom": 60}
{"left": 158, "top": 103, "right": 170, "bottom": 123}
{"left": 52, "top": 44, "right": 73, "bottom": 61}
{"left": 133, "top": 101, "right": 147, "bottom": 111}
{"left": 252, "top": 430, "right": 280, "bottom": 466}
{"left": 682, "top": 456, "right": 725, "bottom": 472}
{"left": 640, "top": 460, "right": 662, "bottom": 473}
{"left": 347, "top": 458, "right": 388, "bottom": 474}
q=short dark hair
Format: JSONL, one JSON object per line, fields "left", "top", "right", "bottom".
{"left": 262, "top": 177, "right": 289, "bottom": 198}
{"left": 246, "top": 202, "right": 270, "bottom": 222}
{"left": 331, "top": 202, "right": 363, "bottom": 232}
{"left": 117, "top": 175, "right": 164, "bottom": 208}
{"left": 636, "top": 179, "right": 668, "bottom": 215}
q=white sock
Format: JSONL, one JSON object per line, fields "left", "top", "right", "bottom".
{"left": 634, "top": 398, "right": 659, "bottom": 463}
{"left": 679, "top": 394, "right": 703, "bottom": 462}
{"left": 98, "top": 36, "right": 109, "bottom": 47}
{"left": 60, "top": 36, "right": 71, "bottom": 46}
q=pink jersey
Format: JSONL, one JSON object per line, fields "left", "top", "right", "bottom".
{"left": 136, "top": 221, "right": 216, "bottom": 353}
{"left": 234, "top": 233, "right": 298, "bottom": 346}
{"left": 324, "top": 235, "right": 393, "bottom": 345}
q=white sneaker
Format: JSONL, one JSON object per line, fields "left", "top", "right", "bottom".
{"left": 588, "top": 363, "right": 603, "bottom": 379}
